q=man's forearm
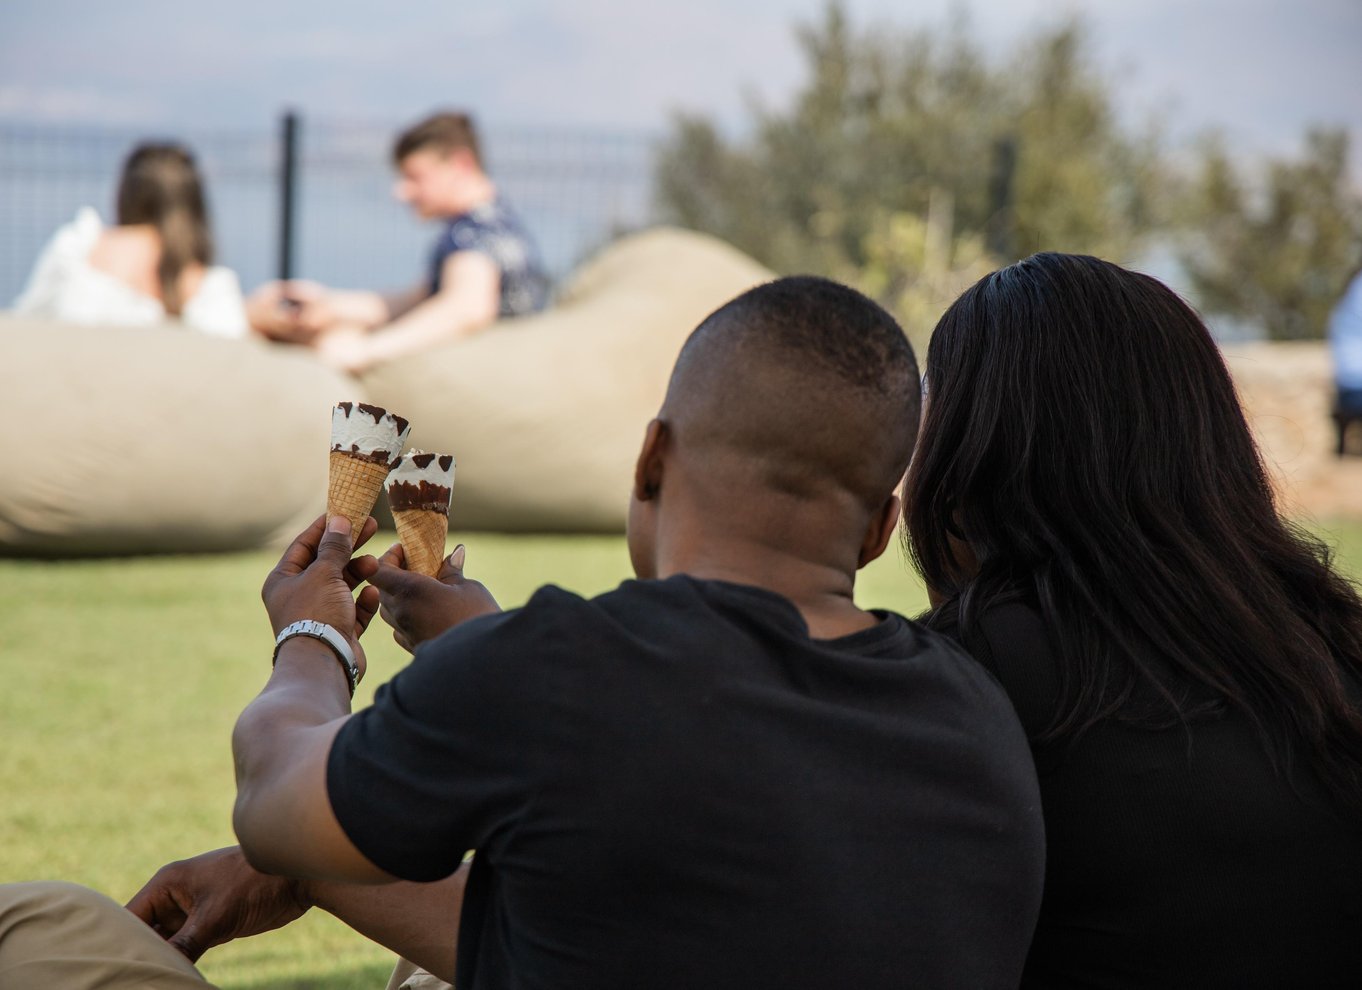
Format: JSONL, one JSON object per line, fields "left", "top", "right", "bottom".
{"left": 382, "top": 283, "right": 432, "bottom": 322}
{"left": 231, "top": 640, "right": 363, "bottom": 879}
{"left": 365, "top": 293, "right": 494, "bottom": 364}
{"left": 327, "top": 289, "right": 392, "bottom": 329}
{"left": 233, "top": 639, "right": 351, "bottom": 792}
{"left": 305, "top": 863, "right": 467, "bottom": 981}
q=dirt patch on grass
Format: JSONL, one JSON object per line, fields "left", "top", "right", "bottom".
{"left": 1225, "top": 342, "right": 1362, "bottom": 520}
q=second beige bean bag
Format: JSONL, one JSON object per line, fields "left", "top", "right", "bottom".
{"left": 360, "top": 227, "right": 774, "bottom": 532}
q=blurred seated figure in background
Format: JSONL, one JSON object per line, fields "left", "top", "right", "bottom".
{"left": 906, "top": 252, "right": 1362, "bottom": 987}
{"left": 248, "top": 111, "right": 549, "bottom": 375}
{"left": 1329, "top": 266, "right": 1362, "bottom": 454}
{"left": 13, "top": 142, "right": 249, "bottom": 339}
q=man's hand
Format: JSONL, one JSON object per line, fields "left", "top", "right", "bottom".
{"left": 352, "top": 543, "right": 501, "bottom": 653}
{"left": 246, "top": 280, "right": 330, "bottom": 344}
{"left": 262, "top": 514, "right": 381, "bottom": 672}
{"left": 126, "top": 847, "right": 310, "bottom": 963}
{"left": 315, "top": 324, "right": 377, "bottom": 375}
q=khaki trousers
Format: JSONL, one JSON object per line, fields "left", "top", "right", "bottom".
{"left": 384, "top": 956, "right": 454, "bottom": 990}
{"left": 0, "top": 882, "right": 209, "bottom": 988}
{"left": 0, "top": 882, "right": 452, "bottom": 990}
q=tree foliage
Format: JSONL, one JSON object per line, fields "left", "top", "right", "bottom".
{"left": 654, "top": 4, "right": 1163, "bottom": 340}
{"left": 1179, "top": 129, "right": 1362, "bottom": 341}
{"left": 656, "top": 3, "right": 1362, "bottom": 343}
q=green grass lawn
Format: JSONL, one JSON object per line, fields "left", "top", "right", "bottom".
{"left": 2, "top": 522, "right": 1359, "bottom": 988}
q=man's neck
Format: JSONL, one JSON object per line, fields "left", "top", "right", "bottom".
{"left": 654, "top": 536, "right": 876, "bottom": 640}
{"left": 448, "top": 175, "right": 497, "bottom": 216}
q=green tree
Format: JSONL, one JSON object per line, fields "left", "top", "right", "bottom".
{"left": 655, "top": 2, "right": 1164, "bottom": 340}
{"left": 1180, "top": 129, "right": 1362, "bottom": 341}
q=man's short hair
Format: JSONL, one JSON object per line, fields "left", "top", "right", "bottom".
{"left": 667, "top": 276, "right": 921, "bottom": 509}
{"left": 392, "top": 112, "right": 483, "bottom": 169}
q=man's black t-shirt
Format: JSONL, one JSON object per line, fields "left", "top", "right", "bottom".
{"left": 933, "top": 598, "right": 1362, "bottom": 989}
{"left": 329, "top": 576, "right": 1044, "bottom": 989}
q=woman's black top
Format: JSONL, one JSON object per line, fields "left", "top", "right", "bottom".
{"left": 932, "top": 597, "right": 1362, "bottom": 989}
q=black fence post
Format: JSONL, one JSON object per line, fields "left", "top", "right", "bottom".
{"left": 277, "top": 109, "right": 300, "bottom": 283}
{"left": 986, "top": 135, "right": 1017, "bottom": 261}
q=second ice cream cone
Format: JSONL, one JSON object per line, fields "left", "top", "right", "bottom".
{"left": 393, "top": 508, "right": 449, "bottom": 577}
{"left": 386, "top": 452, "right": 456, "bottom": 577}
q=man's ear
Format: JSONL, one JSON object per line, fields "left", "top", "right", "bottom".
{"left": 632, "top": 418, "right": 668, "bottom": 502}
{"left": 857, "top": 493, "right": 901, "bottom": 569}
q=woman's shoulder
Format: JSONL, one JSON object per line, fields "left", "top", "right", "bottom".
{"left": 12, "top": 209, "right": 165, "bottom": 323}
{"left": 182, "top": 265, "right": 250, "bottom": 338}
{"left": 12, "top": 208, "right": 103, "bottom": 309}
{"left": 931, "top": 593, "right": 1050, "bottom": 660}
{"left": 45, "top": 207, "right": 109, "bottom": 269}
{"left": 929, "top": 592, "right": 1061, "bottom": 736}
{"left": 87, "top": 225, "right": 161, "bottom": 296}
{"left": 56, "top": 206, "right": 105, "bottom": 247}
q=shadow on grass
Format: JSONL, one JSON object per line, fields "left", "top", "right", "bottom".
{"left": 224, "top": 961, "right": 397, "bottom": 990}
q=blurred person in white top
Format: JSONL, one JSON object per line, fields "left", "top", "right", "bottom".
{"left": 14, "top": 142, "right": 249, "bottom": 339}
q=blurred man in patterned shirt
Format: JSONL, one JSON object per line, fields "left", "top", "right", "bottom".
{"left": 248, "top": 112, "right": 549, "bottom": 373}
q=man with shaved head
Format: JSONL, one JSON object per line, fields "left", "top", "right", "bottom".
{"left": 624, "top": 277, "right": 924, "bottom": 612}
{"left": 0, "top": 278, "right": 1043, "bottom": 989}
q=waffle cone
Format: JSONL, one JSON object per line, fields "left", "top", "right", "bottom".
{"left": 328, "top": 451, "right": 392, "bottom": 547}
{"left": 393, "top": 508, "right": 449, "bottom": 577}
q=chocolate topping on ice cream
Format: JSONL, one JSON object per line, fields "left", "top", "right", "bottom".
{"left": 387, "top": 480, "right": 453, "bottom": 514}
{"left": 407, "top": 452, "right": 456, "bottom": 472}
{"left": 331, "top": 444, "right": 397, "bottom": 465}
{"left": 354, "top": 402, "right": 410, "bottom": 435}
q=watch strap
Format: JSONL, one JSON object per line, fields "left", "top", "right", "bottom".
{"left": 273, "top": 619, "right": 359, "bottom": 697}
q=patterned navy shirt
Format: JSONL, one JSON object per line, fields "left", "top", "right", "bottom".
{"left": 428, "top": 197, "right": 550, "bottom": 317}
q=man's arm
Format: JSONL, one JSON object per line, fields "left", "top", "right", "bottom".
{"left": 230, "top": 644, "right": 386, "bottom": 882}
{"left": 127, "top": 846, "right": 464, "bottom": 980}
{"left": 313, "top": 281, "right": 432, "bottom": 331}
{"left": 247, "top": 279, "right": 428, "bottom": 342}
{"left": 235, "top": 515, "right": 508, "bottom": 881}
{"left": 318, "top": 252, "right": 500, "bottom": 372}
{"left": 231, "top": 514, "right": 392, "bottom": 884}
{"left": 307, "top": 863, "right": 465, "bottom": 980}
{"left": 381, "top": 281, "right": 435, "bottom": 322}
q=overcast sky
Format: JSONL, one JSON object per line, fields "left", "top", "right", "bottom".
{"left": 1, "top": 0, "right": 1359, "bottom": 167}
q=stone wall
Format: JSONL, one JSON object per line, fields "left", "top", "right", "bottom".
{"left": 1223, "top": 342, "right": 1362, "bottom": 520}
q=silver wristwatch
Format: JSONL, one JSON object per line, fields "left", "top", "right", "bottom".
{"left": 273, "top": 619, "right": 359, "bottom": 697}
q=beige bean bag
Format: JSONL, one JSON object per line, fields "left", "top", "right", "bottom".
{"left": 360, "top": 227, "right": 774, "bottom": 532}
{"left": 0, "top": 320, "right": 352, "bottom": 555}
{"left": 0, "top": 228, "right": 773, "bottom": 555}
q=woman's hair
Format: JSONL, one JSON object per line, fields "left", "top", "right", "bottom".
{"left": 906, "top": 251, "right": 1362, "bottom": 814}
{"left": 116, "top": 143, "right": 213, "bottom": 316}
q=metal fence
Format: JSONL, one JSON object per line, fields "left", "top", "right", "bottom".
{"left": 0, "top": 116, "right": 660, "bottom": 305}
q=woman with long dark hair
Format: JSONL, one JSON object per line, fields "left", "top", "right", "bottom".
{"left": 906, "top": 252, "right": 1362, "bottom": 987}
{"left": 15, "top": 142, "right": 248, "bottom": 337}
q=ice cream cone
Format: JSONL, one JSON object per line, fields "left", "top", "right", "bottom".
{"left": 386, "top": 452, "right": 456, "bottom": 576}
{"left": 329, "top": 402, "right": 411, "bottom": 547}
{"left": 393, "top": 508, "right": 449, "bottom": 577}
{"left": 328, "top": 452, "right": 393, "bottom": 543}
